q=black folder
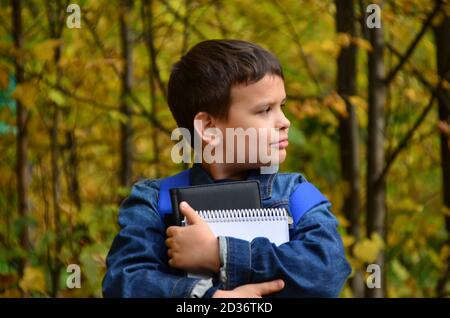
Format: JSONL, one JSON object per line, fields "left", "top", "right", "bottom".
{"left": 169, "top": 180, "right": 262, "bottom": 226}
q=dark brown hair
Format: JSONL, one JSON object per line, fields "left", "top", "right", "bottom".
{"left": 167, "top": 39, "right": 284, "bottom": 140}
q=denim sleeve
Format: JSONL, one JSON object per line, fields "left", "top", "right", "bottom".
{"left": 220, "top": 203, "right": 351, "bottom": 297}
{"left": 102, "top": 180, "right": 205, "bottom": 298}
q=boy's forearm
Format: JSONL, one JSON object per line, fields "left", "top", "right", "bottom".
{"left": 217, "top": 205, "right": 351, "bottom": 296}
{"left": 104, "top": 227, "right": 205, "bottom": 297}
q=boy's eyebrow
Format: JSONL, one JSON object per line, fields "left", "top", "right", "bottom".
{"left": 253, "top": 96, "right": 287, "bottom": 108}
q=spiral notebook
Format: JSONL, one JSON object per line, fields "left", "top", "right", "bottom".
{"left": 170, "top": 181, "right": 289, "bottom": 245}
{"left": 191, "top": 208, "right": 289, "bottom": 246}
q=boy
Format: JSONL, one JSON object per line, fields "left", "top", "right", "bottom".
{"left": 102, "top": 39, "right": 351, "bottom": 298}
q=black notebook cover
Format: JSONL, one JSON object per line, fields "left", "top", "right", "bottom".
{"left": 169, "top": 180, "right": 262, "bottom": 226}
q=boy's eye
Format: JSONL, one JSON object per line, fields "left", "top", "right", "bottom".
{"left": 258, "top": 106, "right": 271, "bottom": 114}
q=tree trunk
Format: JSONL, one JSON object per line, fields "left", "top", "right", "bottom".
{"left": 335, "top": 0, "right": 363, "bottom": 297}
{"left": 119, "top": 0, "right": 134, "bottom": 188}
{"left": 12, "top": 0, "right": 31, "bottom": 267}
{"left": 434, "top": 13, "right": 450, "bottom": 297}
{"left": 366, "top": 4, "right": 386, "bottom": 298}
{"left": 66, "top": 130, "right": 81, "bottom": 210}
{"left": 181, "top": 0, "right": 192, "bottom": 171}
{"left": 142, "top": 0, "right": 161, "bottom": 177}
{"left": 50, "top": 90, "right": 61, "bottom": 298}
{"left": 46, "top": 0, "right": 64, "bottom": 297}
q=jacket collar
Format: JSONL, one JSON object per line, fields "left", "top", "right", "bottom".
{"left": 189, "top": 163, "right": 275, "bottom": 200}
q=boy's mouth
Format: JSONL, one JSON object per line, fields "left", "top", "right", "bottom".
{"left": 271, "top": 138, "right": 289, "bottom": 149}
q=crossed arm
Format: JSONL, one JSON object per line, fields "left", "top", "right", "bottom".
{"left": 165, "top": 201, "right": 285, "bottom": 297}
{"left": 103, "top": 181, "right": 349, "bottom": 298}
{"left": 103, "top": 181, "right": 285, "bottom": 298}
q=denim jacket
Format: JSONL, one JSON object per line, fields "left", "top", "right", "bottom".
{"left": 102, "top": 163, "right": 351, "bottom": 298}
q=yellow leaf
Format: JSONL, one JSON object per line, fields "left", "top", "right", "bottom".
{"left": 387, "top": 231, "right": 400, "bottom": 247}
{"left": 353, "top": 233, "right": 384, "bottom": 263}
{"left": 382, "top": 10, "right": 396, "bottom": 24}
{"left": 371, "top": 232, "right": 384, "bottom": 248}
{"left": 336, "top": 33, "right": 352, "bottom": 47}
{"left": 109, "top": 110, "right": 129, "bottom": 124}
{"left": 336, "top": 214, "right": 350, "bottom": 228}
{"left": 324, "top": 92, "right": 348, "bottom": 117}
{"left": 288, "top": 100, "right": 320, "bottom": 120}
{"left": 425, "top": 222, "right": 439, "bottom": 237}
{"left": 48, "top": 89, "right": 66, "bottom": 106}
{"left": 440, "top": 244, "right": 450, "bottom": 261}
{"left": 404, "top": 88, "right": 417, "bottom": 102}
{"left": 429, "top": 249, "right": 443, "bottom": 269}
{"left": 391, "top": 259, "right": 410, "bottom": 281}
{"left": 19, "top": 266, "right": 46, "bottom": 293}
{"left": 33, "top": 39, "right": 61, "bottom": 63}
{"left": 342, "top": 235, "right": 355, "bottom": 248}
{"left": 442, "top": 79, "right": 450, "bottom": 91}
{"left": 12, "top": 83, "right": 38, "bottom": 109}
{"left": 321, "top": 40, "right": 339, "bottom": 56}
{"left": 432, "top": 11, "right": 446, "bottom": 28}
{"left": 353, "top": 37, "right": 372, "bottom": 52}
{"left": 397, "top": 198, "right": 422, "bottom": 213}
{"left": 349, "top": 95, "right": 367, "bottom": 110}
{"left": 442, "top": 205, "right": 450, "bottom": 217}
{"left": 425, "top": 71, "right": 440, "bottom": 87}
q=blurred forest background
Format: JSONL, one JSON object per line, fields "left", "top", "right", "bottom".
{"left": 0, "top": 0, "right": 449, "bottom": 298}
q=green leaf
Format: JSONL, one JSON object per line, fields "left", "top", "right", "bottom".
{"left": 48, "top": 89, "right": 66, "bottom": 106}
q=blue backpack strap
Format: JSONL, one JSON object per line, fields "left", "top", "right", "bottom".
{"left": 289, "top": 181, "right": 329, "bottom": 225}
{"left": 157, "top": 169, "right": 191, "bottom": 220}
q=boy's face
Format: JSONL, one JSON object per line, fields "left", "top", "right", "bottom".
{"left": 213, "top": 74, "right": 290, "bottom": 169}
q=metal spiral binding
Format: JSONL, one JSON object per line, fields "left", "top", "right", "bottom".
{"left": 196, "top": 208, "right": 288, "bottom": 223}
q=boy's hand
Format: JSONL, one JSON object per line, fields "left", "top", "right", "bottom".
{"left": 165, "top": 201, "right": 220, "bottom": 273}
{"left": 212, "top": 279, "right": 285, "bottom": 298}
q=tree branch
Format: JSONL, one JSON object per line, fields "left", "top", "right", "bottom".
{"left": 141, "top": 0, "right": 167, "bottom": 102}
{"left": 387, "top": 43, "right": 450, "bottom": 111}
{"left": 160, "top": 0, "right": 207, "bottom": 40}
{"left": 384, "top": 0, "right": 443, "bottom": 85}
{"left": 273, "top": 0, "right": 323, "bottom": 95}
{"left": 81, "top": 13, "right": 171, "bottom": 134}
{"left": 377, "top": 69, "right": 450, "bottom": 185}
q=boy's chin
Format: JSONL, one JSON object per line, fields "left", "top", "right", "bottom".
{"left": 261, "top": 149, "right": 287, "bottom": 166}
{"left": 277, "top": 149, "right": 287, "bottom": 164}
{"left": 244, "top": 151, "right": 287, "bottom": 169}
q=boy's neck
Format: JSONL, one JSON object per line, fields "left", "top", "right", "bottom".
{"left": 201, "top": 163, "right": 249, "bottom": 181}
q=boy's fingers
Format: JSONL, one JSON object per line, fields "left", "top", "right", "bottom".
{"left": 255, "top": 279, "right": 285, "bottom": 296}
{"left": 166, "top": 226, "right": 176, "bottom": 237}
{"left": 179, "top": 201, "right": 203, "bottom": 224}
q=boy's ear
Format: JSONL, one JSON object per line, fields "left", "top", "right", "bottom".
{"left": 193, "top": 112, "right": 220, "bottom": 145}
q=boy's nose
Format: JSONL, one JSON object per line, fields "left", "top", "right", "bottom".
{"left": 276, "top": 111, "right": 291, "bottom": 131}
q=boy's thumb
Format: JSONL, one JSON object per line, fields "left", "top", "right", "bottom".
{"left": 180, "top": 201, "right": 202, "bottom": 225}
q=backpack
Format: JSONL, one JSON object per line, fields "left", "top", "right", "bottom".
{"left": 157, "top": 169, "right": 329, "bottom": 227}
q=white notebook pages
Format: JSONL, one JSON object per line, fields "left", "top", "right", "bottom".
{"left": 185, "top": 208, "right": 289, "bottom": 279}
{"left": 188, "top": 208, "right": 290, "bottom": 246}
